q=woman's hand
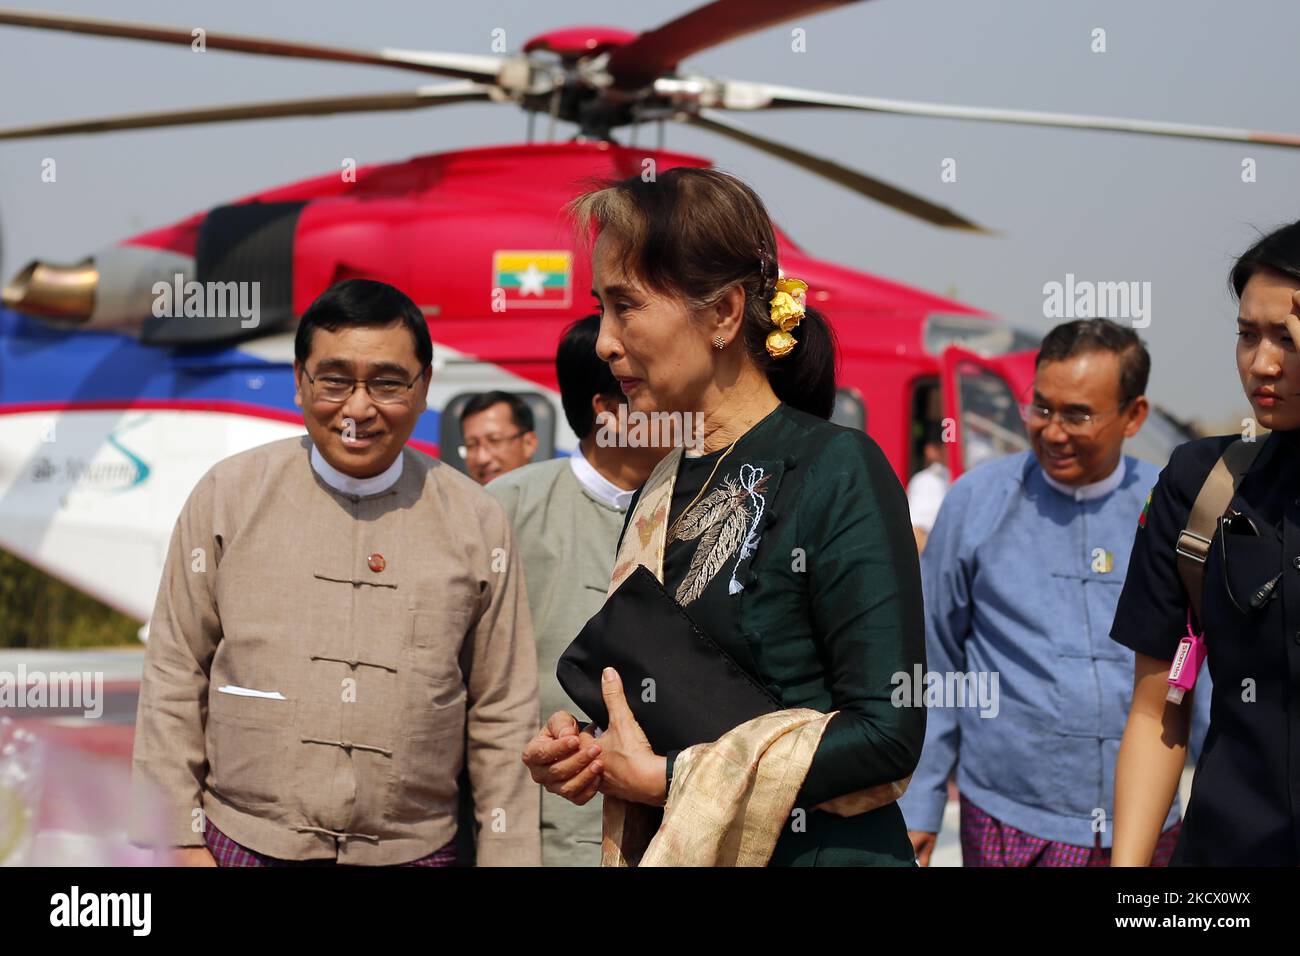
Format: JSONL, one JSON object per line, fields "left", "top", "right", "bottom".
{"left": 594, "top": 667, "right": 667, "bottom": 807}
{"left": 521, "top": 710, "right": 604, "bottom": 806}
{"left": 1284, "top": 290, "right": 1300, "bottom": 345}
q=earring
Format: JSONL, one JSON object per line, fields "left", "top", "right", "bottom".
{"left": 713, "top": 336, "right": 726, "bottom": 349}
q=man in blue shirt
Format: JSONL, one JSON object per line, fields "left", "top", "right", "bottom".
{"left": 899, "top": 319, "right": 1207, "bottom": 866}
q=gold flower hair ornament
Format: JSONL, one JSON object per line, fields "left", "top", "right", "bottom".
{"left": 766, "top": 277, "right": 807, "bottom": 359}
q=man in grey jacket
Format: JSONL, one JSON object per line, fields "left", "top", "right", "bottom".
{"left": 487, "top": 315, "right": 665, "bottom": 865}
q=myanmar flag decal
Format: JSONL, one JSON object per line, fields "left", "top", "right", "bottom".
{"left": 493, "top": 250, "right": 572, "bottom": 309}
{"left": 1138, "top": 490, "right": 1152, "bottom": 528}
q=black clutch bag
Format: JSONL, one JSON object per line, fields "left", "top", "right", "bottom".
{"left": 556, "top": 564, "right": 781, "bottom": 755}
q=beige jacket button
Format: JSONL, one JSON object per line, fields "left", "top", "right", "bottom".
{"left": 367, "top": 553, "right": 386, "bottom": 572}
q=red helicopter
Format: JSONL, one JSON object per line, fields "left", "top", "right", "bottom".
{"left": 1, "top": 0, "right": 1296, "bottom": 622}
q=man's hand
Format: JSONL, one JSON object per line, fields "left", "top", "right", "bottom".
{"left": 172, "top": 846, "right": 217, "bottom": 867}
{"left": 521, "top": 710, "right": 603, "bottom": 805}
{"left": 594, "top": 668, "right": 666, "bottom": 806}
{"left": 908, "top": 830, "right": 937, "bottom": 867}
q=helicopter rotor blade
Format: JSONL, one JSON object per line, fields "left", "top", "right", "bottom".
{"left": 707, "top": 80, "right": 1300, "bottom": 148}
{"left": 683, "top": 109, "right": 989, "bottom": 232}
{"left": 0, "top": 8, "right": 510, "bottom": 84}
{"left": 0, "top": 83, "right": 494, "bottom": 140}
{"left": 605, "top": 0, "right": 864, "bottom": 89}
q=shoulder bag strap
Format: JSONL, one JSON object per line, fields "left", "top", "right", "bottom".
{"left": 1175, "top": 439, "right": 1265, "bottom": 626}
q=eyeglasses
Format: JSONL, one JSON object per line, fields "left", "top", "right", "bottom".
{"left": 302, "top": 367, "right": 419, "bottom": 405}
{"left": 1018, "top": 400, "right": 1131, "bottom": 434}
{"left": 458, "top": 431, "right": 526, "bottom": 459}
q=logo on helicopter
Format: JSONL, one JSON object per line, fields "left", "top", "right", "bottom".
{"left": 27, "top": 418, "right": 152, "bottom": 493}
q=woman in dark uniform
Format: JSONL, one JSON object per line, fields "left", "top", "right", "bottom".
{"left": 1112, "top": 218, "right": 1300, "bottom": 866}
{"left": 520, "top": 168, "right": 926, "bottom": 866}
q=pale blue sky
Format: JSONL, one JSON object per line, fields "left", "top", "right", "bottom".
{"left": 2, "top": 0, "right": 1297, "bottom": 426}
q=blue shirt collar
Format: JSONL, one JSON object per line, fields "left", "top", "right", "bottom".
{"left": 1038, "top": 457, "right": 1125, "bottom": 501}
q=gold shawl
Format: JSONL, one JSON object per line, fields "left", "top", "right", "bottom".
{"left": 601, "top": 447, "right": 909, "bottom": 867}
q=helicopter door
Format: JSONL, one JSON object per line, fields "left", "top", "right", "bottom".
{"left": 939, "top": 346, "right": 1032, "bottom": 481}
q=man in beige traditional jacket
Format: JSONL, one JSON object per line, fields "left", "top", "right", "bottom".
{"left": 131, "top": 279, "right": 540, "bottom": 866}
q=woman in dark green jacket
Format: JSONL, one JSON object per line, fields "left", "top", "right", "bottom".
{"left": 521, "top": 167, "right": 925, "bottom": 866}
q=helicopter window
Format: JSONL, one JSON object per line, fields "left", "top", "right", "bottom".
{"left": 440, "top": 391, "right": 556, "bottom": 476}
{"left": 924, "top": 313, "right": 1041, "bottom": 358}
{"left": 953, "top": 360, "right": 1030, "bottom": 469}
{"left": 909, "top": 378, "right": 944, "bottom": 479}
{"left": 829, "top": 388, "right": 866, "bottom": 431}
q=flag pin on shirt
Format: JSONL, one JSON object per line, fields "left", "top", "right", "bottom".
{"left": 368, "top": 553, "right": 386, "bottom": 573}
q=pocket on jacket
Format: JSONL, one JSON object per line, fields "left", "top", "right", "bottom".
{"left": 386, "top": 724, "right": 460, "bottom": 824}
{"left": 207, "top": 692, "right": 295, "bottom": 808}
{"left": 408, "top": 600, "right": 470, "bottom": 687}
